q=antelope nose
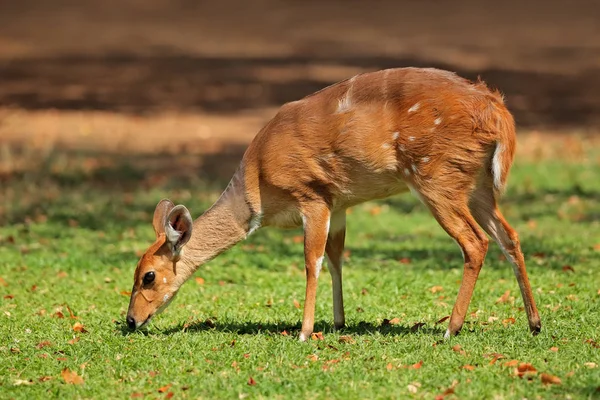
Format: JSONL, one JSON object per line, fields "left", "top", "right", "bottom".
{"left": 126, "top": 316, "right": 136, "bottom": 330}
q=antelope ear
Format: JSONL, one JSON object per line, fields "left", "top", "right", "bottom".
{"left": 164, "top": 205, "right": 193, "bottom": 257}
{"left": 152, "top": 199, "right": 175, "bottom": 237}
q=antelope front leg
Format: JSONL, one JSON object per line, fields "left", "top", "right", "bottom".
{"left": 299, "top": 203, "right": 330, "bottom": 341}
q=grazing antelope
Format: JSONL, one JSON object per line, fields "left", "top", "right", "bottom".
{"left": 126, "top": 67, "right": 541, "bottom": 340}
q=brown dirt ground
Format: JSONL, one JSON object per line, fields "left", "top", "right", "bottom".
{"left": 1, "top": 0, "right": 599, "bottom": 181}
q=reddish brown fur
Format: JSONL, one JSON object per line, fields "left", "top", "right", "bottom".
{"left": 127, "top": 67, "right": 540, "bottom": 339}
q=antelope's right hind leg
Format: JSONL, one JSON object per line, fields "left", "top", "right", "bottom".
{"left": 469, "top": 183, "right": 542, "bottom": 334}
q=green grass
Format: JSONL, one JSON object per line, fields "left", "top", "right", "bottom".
{"left": 1, "top": 157, "right": 600, "bottom": 399}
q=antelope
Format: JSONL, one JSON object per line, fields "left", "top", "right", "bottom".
{"left": 126, "top": 67, "right": 541, "bottom": 340}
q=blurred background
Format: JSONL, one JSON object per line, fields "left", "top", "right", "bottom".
{"left": 1, "top": 0, "right": 599, "bottom": 223}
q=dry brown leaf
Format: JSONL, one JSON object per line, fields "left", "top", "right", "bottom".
{"left": 338, "top": 335, "right": 355, "bottom": 344}
{"left": 306, "top": 354, "right": 318, "bottom": 362}
{"left": 484, "top": 353, "right": 504, "bottom": 365}
{"left": 398, "top": 257, "right": 411, "bottom": 264}
{"left": 562, "top": 265, "right": 575, "bottom": 273}
{"left": 410, "top": 322, "right": 426, "bottom": 332}
{"left": 130, "top": 393, "right": 144, "bottom": 398}
{"left": 541, "top": 373, "right": 561, "bottom": 385}
{"left": 165, "top": 392, "right": 174, "bottom": 399}
{"left": 496, "top": 290, "right": 511, "bottom": 303}
{"left": 4, "top": 294, "right": 14, "bottom": 299}
{"left": 311, "top": 332, "right": 324, "bottom": 341}
{"left": 452, "top": 345, "right": 466, "bottom": 356}
{"left": 503, "top": 359, "right": 519, "bottom": 367}
{"left": 68, "top": 337, "right": 80, "bottom": 345}
{"left": 435, "top": 380, "right": 458, "bottom": 400}
{"left": 430, "top": 286, "right": 444, "bottom": 293}
{"left": 195, "top": 277, "right": 205, "bottom": 285}
{"left": 292, "top": 235, "right": 303, "bottom": 244}
{"left": 247, "top": 376, "right": 256, "bottom": 386}
{"left": 38, "top": 376, "right": 52, "bottom": 382}
{"left": 120, "top": 291, "right": 132, "bottom": 296}
{"left": 157, "top": 384, "right": 172, "bottom": 393}
{"left": 462, "top": 365, "right": 476, "bottom": 371}
{"left": 61, "top": 368, "right": 84, "bottom": 385}
{"left": 436, "top": 316, "right": 450, "bottom": 324}
{"left": 293, "top": 299, "right": 301, "bottom": 309}
{"left": 0, "top": 277, "right": 7, "bottom": 286}
{"left": 72, "top": 322, "right": 88, "bottom": 333}
{"left": 502, "top": 317, "right": 516, "bottom": 327}
{"left": 52, "top": 311, "right": 65, "bottom": 319}
{"left": 36, "top": 341, "right": 51, "bottom": 349}
{"left": 550, "top": 346, "right": 559, "bottom": 352}
{"left": 585, "top": 339, "right": 600, "bottom": 348}
{"left": 386, "top": 363, "right": 394, "bottom": 371}
{"left": 280, "top": 330, "right": 288, "bottom": 336}
{"left": 370, "top": 206, "right": 382, "bottom": 216}
{"left": 382, "top": 317, "right": 401, "bottom": 325}
{"left": 515, "top": 363, "right": 537, "bottom": 378}
{"left": 411, "top": 360, "right": 423, "bottom": 369}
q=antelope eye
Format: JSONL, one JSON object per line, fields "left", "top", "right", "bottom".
{"left": 143, "top": 271, "right": 156, "bottom": 285}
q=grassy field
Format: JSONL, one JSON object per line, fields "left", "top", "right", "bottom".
{"left": 1, "top": 142, "right": 600, "bottom": 399}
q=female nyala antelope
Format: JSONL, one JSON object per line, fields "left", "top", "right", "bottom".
{"left": 126, "top": 67, "right": 541, "bottom": 340}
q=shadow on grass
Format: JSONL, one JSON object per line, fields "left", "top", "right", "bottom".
{"left": 118, "top": 319, "right": 446, "bottom": 337}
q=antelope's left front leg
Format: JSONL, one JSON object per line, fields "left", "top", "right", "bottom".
{"left": 299, "top": 203, "right": 330, "bottom": 341}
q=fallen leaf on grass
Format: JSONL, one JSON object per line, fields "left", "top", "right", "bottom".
{"left": 157, "top": 384, "right": 172, "bottom": 393}
{"left": 584, "top": 339, "right": 600, "bottom": 348}
{"left": 195, "top": 277, "right": 205, "bottom": 285}
{"left": 165, "top": 392, "right": 174, "bottom": 399}
{"left": 120, "top": 291, "right": 132, "bottom": 296}
{"left": 435, "top": 380, "right": 458, "bottom": 400}
{"left": 0, "top": 277, "right": 7, "bottom": 286}
{"left": 68, "top": 337, "right": 80, "bottom": 345}
{"left": 562, "top": 265, "right": 575, "bottom": 273}
{"left": 541, "top": 373, "right": 561, "bottom": 385}
{"left": 411, "top": 360, "right": 423, "bottom": 369}
{"left": 410, "top": 322, "right": 426, "bottom": 332}
{"left": 247, "top": 376, "right": 256, "bottom": 386}
{"left": 306, "top": 354, "right": 318, "bottom": 362}
{"left": 14, "top": 379, "right": 34, "bottom": 386}
{"left": 503, "top": 359, "right": 519, "bottom": 367}
{"left": 515, "top": 363, "right": 537, "bottom": 379}
{"left": 61, "top": 368, "right": 84, "bottom": 385}
{"left": 407, "top": 383, "right": 419, "bottom": 393}
{"left": 398, "top": 257, "right": 411, "bottom": 264}
{"left": 311, "top": 332, "right": 324, "bottom": 341}
{"left": 496, "top": 290, "right": 511, "bottom": 303}
{"left": 462, "top": 365, "right": 476, "bottom": 371}
{"left": 73, "top": 322, "right": 88, "bottom": 333}
{"left": 436, "top": 316, "right": 450, "bottom": 324}
{"left": 338, "top": 335, "right": 355, "bottom": 344}
{"left": 430, "top": 286, "right": 444, "bottom": 293}
{"left": 452, "top": 345, "right": 466, "bottom": 356}
{"left": 584, "top": 362, "right": 598, "bottom": 368}
{"left": 382, "top": 317, "right": 400, "bottom": 326}
{"left": 36, "top": 341, "right": 51, "bottom": 349}
{"left": 131, "top": 393, "right": 144, "bottom": 398}
{"left": 293, "top": 299, "right": 301, "bottom": 309}
{"left": 502, "top": 317, "right": 516, "bottom": 327}
{"left": 52, "top": 311, "right": 65, "bottom": 319}
{"left": 39, "top": 376, "right": 52, "bottom": 382}
{"left": 280, "top": 330, "right": 288, "bottom": 336}
{"left": 550, "top": 346, "right": 559, "bottom": 352}
{"left": 4, "top": 294, "right": 14, "bottom": 299}
{"left": 484, "top": 353, "right": 504, "bottom": 365}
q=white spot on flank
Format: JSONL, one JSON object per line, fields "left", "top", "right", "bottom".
{"left": 247, "top": 212, "right": 263, "bottom": 236}
{"left": 163, "top": 294, "right": 170, "bottom": 302}
{"left": 421, "top": 157, "right": 430, "bottom": 163}
{"left": 408, "top": 102, "right": 420, "bottom": 113}
{"left": 403, "top": 168, "right": 410, "bottom": 176}
{"left": 382, "top": 143, "right": 391, "bottom": 149}
{"left": 337, "top": 95, "right": 351, "bottom": 113}
{"left": 434, "top": 117, "right": 442, "bottom": 125}
{"left": 392, "top": 131, "right": 399, "bottom": 140}
{"left": 411, "top": 164, "right": 418, "bottom": 174}
{"left": 399, "top": 144, "right": 405, "bottom": 151}
{"left": 492, "top": 143, "right": 504, "bottom": 190}
{"left": 315, "top": 256, "right": 325, "bottom": 278}
{"left": 408, "top": 136, "right": 415, "bottom": 141}
{"left": 163, "top": 277, "right": 167, "bottom": 284}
